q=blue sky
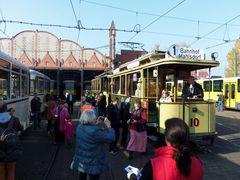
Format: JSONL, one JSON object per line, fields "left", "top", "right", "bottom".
{"left": 1, "top": 0, "right": 240, "bottom": 76}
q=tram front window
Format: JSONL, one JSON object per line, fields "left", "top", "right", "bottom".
{"left": 0, "top": 69, "right": 9, "bottom": 100}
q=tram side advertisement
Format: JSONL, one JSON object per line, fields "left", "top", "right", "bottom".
{"left": 168, "top": 44, "right": 204, "bottom": 60}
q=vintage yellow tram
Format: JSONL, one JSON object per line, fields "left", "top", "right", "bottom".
{"left": 92, "top": 48, "right": 220, "bottom": 143}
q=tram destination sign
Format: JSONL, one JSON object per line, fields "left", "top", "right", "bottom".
{"left": 168, "top": 44, "right": 204, "bottom": 60}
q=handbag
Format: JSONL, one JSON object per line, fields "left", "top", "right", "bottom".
{"left": 136, "top": 123, "right": 146, "bottom": 132}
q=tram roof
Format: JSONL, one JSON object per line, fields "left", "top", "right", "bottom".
{"left": 29, "top": 69, "right": 50, "bottom": 80}
{"left": 94, "top": 71, "right": 113, "bottom": 79}
{"left": 0, "top": 50, "right": 29, "bottom": 71}
{"left": 115, "top": 51, "right": 219, "bottom": 74}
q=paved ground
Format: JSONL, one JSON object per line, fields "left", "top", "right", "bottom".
{"left": 15, "top": 107, "right": 240, "bottom": 180}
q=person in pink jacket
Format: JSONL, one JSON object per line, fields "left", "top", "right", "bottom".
{"left": 53, "top": 99, "right": 69, "bottom": 144}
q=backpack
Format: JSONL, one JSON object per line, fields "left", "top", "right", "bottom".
{"left": 0, "top": 118, "right": 22, "bottom": 162}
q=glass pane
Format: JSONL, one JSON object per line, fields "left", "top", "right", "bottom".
{"left": 0, "top": 69, "right": 9, "bottom": 100}
{"left": 103, "top": 78, "right": 108, "bottom": 91}
{"left": 225, "top": 84, "right": 229, "bottom": 99}
{"left": 121, "top": 75, "right": 125, "bottom": 94}
{"left": 203, "top": 81, "right": 212, "bottom": 91}
{"left": 38, "top": 79, "right": 45, "bottom": 94}
{"left": 213, "top": 80, "right": 223, "bottom": 92}
{"left": 0, "top": 59, "right": 10, "bottom": 68}
{"left": 148, "top": 78, "right": 156, "bottom": 97}
{"left": 127, "top": 74, "right": 132, "bottom": 96}
{"left": 113, "top": 77, "right": 120, "bottom": 94}
{"left": 11, "top": 73, "right": 20, "bottom": 98}
{"left": 133, "top": 73, "right": 141, "bottom": 97}
{"left": 30, "top": 79, "right": 35, "bottom": 95}
{"left": 231, "top": 84, "right": 235, "bottom": 99}
{"left": 12, "top": 64, "right": 20, "bottom": 72}
{"left": 21, "top": 75, "right": 28, "bottom": 97}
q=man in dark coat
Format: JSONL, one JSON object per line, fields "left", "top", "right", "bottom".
{"left": 31, "top": 93, "right": 42, "bottom": 129}
{"left": 66, "top": 92, "right": 75, "bottom": 114}
{"left": 182, "top": 76, "right": 204, "bottom": 99}
{"left": 107, "top": 98, "right": 120, "bottom": 155}
{"left": 119, "top": 96, "right": 131, "bottom": 148}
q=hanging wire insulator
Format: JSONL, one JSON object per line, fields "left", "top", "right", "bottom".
{"left": 133, "top": 24, "right": 141, "bottom": 33}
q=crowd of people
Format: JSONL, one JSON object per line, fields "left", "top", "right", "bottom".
{"left": 0, "top": 88, "right": 205, "bottom": 180}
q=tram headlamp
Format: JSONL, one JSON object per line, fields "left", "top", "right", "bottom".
{"left": 211, "top": 52, "right": 218, "bottom": 60}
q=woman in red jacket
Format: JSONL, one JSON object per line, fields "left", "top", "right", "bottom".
{"left": 128, "top": 117, "right": 203, "bottom": 180}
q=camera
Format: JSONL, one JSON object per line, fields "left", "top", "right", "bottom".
{"left": 98, "top": 116, "right": 105, "bottom": 121}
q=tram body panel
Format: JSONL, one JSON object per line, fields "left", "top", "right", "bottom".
{"left": 159, "top": 101, "right": 216, "bottom": 137}
{"left": 6, "top": 98, "right": 30, "bottom": 130}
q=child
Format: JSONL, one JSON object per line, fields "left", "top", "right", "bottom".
{"left": 65, "top": 115, "right": 74, "bottom": 146}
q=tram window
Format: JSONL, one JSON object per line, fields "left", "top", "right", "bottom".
{"left": 45, "top": 80, "right": 50, "bottom": 94}
{"left": 231, "top": 84, "right": 235, "bottom": 99}
{"left": 21, "top": 75, "right": 28, "bottom": 97}
{"left": 144, "top": 67, "right": 156, "bottom": 97}
{"left": 127, "top": 73, "right": 141, "bottom": 96}
{"left": 0, "top": 59, "right": 10, "bottom": 68}
{"left": 121, "top": 75, "right": 125, "bottom": 94}
{"left": 178, "top": 82, "right": 183, "bottom": 92}
{"left": 113, "top": 77, "right": 120, "bottom": 94}
{"left": 12, "top": 64, "right": 20, "bottom": 73}
{"left": 203, "top": 81, "right": 212, "bottom": 91}
{"left": 145, "top": 78, "right": 156, "bottom": 97}
{"left": 225, "top": 84, "right": 229, "bottom": 99}
{"left": 213, "top": 80, "right": 223, "bottom": 92}
{"left": 103, "top": 78, "right": 108, "bottom": 91}
{"left": 166, "top": 82, "right": 172, "bottom": 92}
{"left": 97, "top": 79, "right": 100, "bottom": 91}
{"left": 30, "top": 79, "right": 35, "bottom": 95}
{"left": 0, "top": 69, "right": 9, "bottom": 100}
{"left": 238, "top": 79, "right": 240, "bottom": 92}
{"left": 11, "top": 73, "right": 20, "bottom": 98}
{"left": 38, "top": 79, "right": 45, "bottom": 94}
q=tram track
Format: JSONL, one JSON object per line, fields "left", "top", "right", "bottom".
{"left": 41, "top": 144, "right": 61, "bottom": 180}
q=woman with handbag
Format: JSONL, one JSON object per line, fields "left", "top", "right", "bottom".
{"left": 53, "top": 99, "right": 69, "bottom": 144}
{"left": 126, "top": 99, "right": 147, "bottom": 160}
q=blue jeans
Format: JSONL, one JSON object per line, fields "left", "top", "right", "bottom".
{"left": 33, "top": 111, "right": 42, "bottom": 128}
{"left": 217, "top": 101, "right": 223, "bottom": 112}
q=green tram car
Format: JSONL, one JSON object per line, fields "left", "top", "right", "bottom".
{"left": 91, "top": 50, "right": 220, "bottom": 143}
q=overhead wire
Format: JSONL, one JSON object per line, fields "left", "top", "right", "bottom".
{"left": 127, "top": 0, "right": 186, "bottom": 41}
{"left": 81, "top": 0, "right": 240, "bottom": 27}
{"left": 70, "top": 0, "right": 79, "bottom": 25}
{"left": 0, "top": 19, "right": 135, "bottom": 32}
{"left": 189, "top": 14, "right": 240, "bottom": 46}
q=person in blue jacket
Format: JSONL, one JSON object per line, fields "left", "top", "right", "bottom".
{"left": 70, "top": 110, "right": 115, "bottom": 180}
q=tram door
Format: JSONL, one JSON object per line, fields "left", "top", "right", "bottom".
{"left": 224, "top": 83, "right": 236, "bottom": 108}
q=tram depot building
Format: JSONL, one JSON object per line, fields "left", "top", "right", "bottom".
{"left": 0, "top": 26, "right": 117, "bottom": 99}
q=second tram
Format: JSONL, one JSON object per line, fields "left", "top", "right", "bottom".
{"left": 92, "top": 50, "right": 220, "bottom": 143}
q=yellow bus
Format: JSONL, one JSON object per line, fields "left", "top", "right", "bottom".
{"left": 92, "top": 50, "right": 220, "bottom": 144}
{"left": 196, "top": 77, "right": 240, "bottom": 110}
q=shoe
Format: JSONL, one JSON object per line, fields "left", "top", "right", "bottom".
{"left": 128, "top": 152, "right": 133, "bottom": 160}
{"left": 109, "top": 150, "right": 118, "bottom": 155}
